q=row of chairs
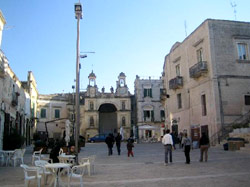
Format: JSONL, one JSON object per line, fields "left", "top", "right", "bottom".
{"left": 21, "top": 155, "right": 96, "bottom": 187}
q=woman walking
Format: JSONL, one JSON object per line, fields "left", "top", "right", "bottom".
{"left": 199, "top": 132, "right": 210, "bottom": 162}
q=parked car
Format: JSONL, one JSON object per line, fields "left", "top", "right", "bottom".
{"left": 88, "top": 134, "right": 108, "bottom": 143}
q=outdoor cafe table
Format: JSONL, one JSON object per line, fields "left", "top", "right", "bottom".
{"left": 45, "top": 163, "right": 71, "bottom": 187}
{"left": 58, "top": 154, "right": 75, "bottom": 164}
{"left": 0, "top": 150, "right": 15, "bottom": 166}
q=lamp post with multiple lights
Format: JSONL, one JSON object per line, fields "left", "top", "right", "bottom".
{"left": 74, "top": 1, "right": 83, "bottom": 163}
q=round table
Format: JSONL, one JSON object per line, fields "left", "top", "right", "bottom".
{"left": 45, "top": 163, "right": 71, "bottom": 187}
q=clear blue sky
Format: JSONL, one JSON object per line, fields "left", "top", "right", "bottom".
{"left": 1, "top": 0, "right": 249, "bottom": 94}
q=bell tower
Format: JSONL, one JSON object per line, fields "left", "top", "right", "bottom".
{"left": 116, "top": 72, "right": 129, "bottom": 96}
{"left": 87, "top": 71, "right": 98, "bottom": 97}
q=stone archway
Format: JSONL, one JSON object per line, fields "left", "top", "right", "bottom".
{"left": 98, "top": 104, "right": 117, "bottom": 134}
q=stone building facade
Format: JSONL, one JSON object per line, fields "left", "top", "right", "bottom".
{"left": 0, "top": 11, "right": 39, "bottom": 149}
{"left": 80, "top": 72, "right": 131, "bottom": 139}
{"left": 162, "top": 19, "right": 250, "bottom": 144}
{"left": 36, "top": 72, "right": 132, "bottom": 140}
{"left": 134, "top": 75, "right": 165, "bottom": 141}
{"left": 36, "top": 94, "right": 70, "bottom": 140}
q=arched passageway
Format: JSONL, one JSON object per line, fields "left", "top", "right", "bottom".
{"left": 98, "top": 104, "right": 117, "bottom": 134}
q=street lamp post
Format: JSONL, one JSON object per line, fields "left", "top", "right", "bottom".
{"left": 72, "top": 85, "right": 75, "bottom": 139}
{"left": 74, "top": 1, "right": 83, "bottom": 163}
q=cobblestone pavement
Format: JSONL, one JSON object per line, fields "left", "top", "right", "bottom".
{"left": 0, "top": 142, "right": 250, "bottom": 187}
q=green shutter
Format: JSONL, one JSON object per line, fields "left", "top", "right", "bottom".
{"left": 150, "top": 89, "right": 152, "bottom": 97}
{"left": 151, "top": 111, "right": 154, "bottom": 121}
{"left": 143, "top": 111, "right": 147, "bottom": 121}
{"left": 144, "top": 89, "right": 147, "bottom": 97}
{"left": 55, "top": 109, "right": 60, "bottom": 118}
{"left": 41, "top": 109, "right": 46, "bottom": 118}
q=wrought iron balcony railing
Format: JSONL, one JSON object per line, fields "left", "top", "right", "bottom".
{"left": 189, "top": 61, "right": 208, "bottom": 78}
{"left": 169, "top": 76, "right": 183, "bottom": 90}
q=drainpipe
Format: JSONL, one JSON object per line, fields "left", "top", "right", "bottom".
{"left": 217, "top": 77, "right": 224, "bottom": 143}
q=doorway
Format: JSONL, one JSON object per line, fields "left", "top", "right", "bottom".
{"left": 98, "top": 104, "right": 117, "bottom": 134}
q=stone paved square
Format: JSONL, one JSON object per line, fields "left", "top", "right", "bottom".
{"left": 0, "top": 142, "right": 250, "bottom": 187}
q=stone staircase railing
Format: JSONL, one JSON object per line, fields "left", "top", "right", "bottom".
{"left": 210, "top": 110, "right": 250, "bottom": 146}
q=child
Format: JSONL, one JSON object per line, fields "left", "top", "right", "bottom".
{"left": 127, "top": 139, "right": 134, "bottom": 157}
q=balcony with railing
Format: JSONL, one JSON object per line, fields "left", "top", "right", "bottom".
{"left": 189, "top": 61, "right": 208, "bottom": 78}
{"left": 169, "top": 76, "right": 183, "bottom": 90}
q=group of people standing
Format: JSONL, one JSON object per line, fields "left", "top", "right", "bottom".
{"left": 104, "top": 129, "right": 210, "bottom": 164}
{"left": 162, "top": 129, "right": 210, "bottom": 165}
{"left": 105, "top": 133, "right": 135, "bottom": 157}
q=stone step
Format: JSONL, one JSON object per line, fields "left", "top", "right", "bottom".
{"left": 239, "top": 143, "right": 250, "bottom": 153}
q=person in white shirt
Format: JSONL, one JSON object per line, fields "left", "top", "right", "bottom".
{"left": 162, "top": 129, "right": 173, "bottom": 165}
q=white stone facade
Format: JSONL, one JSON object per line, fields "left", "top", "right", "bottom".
{"left": 162, "top": 19, "right": 250, "bottom": 143}
{"left": 134, "top": 76, "right": 164, "bottom": 141}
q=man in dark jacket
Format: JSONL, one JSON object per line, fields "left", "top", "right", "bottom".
{"left": 105, "top": 133, "right": 115, "bottom": 156}
{"left": 115, "top": 132, "right": 122, "bottom": 155}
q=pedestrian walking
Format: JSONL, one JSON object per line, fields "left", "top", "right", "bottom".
{"left": 162, "top": 129, "right": 173, "bottom": 165}
{"left": 178, "top": 132, "right": 183, "bottom": 148}
{"left": 115, "top": 132, "right": 122, "bottom": 155}
{"left": 105, "top": 133, "right": 115, "bottom": 156}
{"left": 182, "top": 133, "right": 192, "bottom": 164}
{"left": 171, "top": 132, "right": 178, "bottom": 149}
{"left": 127, "top": 138, "right": 134, "bottom": 157}
{"left": 199, "top": 132, "right": 210, "bottom": 162}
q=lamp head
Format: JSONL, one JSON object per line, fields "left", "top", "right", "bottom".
{"left": 80, "top": 54, "right": 87, "bottom": 58}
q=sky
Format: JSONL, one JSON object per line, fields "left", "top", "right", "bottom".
{"left": 0, "top": 0, "right": 249, "bottom": 94}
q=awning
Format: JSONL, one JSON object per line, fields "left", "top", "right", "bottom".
{"left": 138, "top": 125, "right": 160, "bottom": 130}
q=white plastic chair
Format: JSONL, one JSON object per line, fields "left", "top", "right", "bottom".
{"left": 69, "top": 164, "right": 88, "bottom": 187}
{"left": 20, "top": 164, "right": 41, "bottom": 187}
{"left": 32, "top": 148, "right": 43, "bottom": 165}
{"left": 88, "top": 155, "right": 96, "bottom": 175}
{"left": 35, "top": 160, "right": 52, "bottom": 185}
{"left": 58, "top": 155, "right": 75, "bottom": 165}
{"left": 12, "top": 148, "right": 26, "bottom": 167}
{"left": 79, "top": 157, "right": 92, "bottom": 176}
{"left": 40, "top": 154, "right": 53, "bottom": 163}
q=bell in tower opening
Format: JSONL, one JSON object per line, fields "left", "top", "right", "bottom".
{"left": 88, "top": 70, "right": 96, "bottom": 87}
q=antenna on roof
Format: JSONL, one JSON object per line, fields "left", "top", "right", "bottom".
{"left": 230, "top": 1, "right": 237, "bottom": 20}
{"left": 184, "top": 20, "right": 187, "bottom": 37}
